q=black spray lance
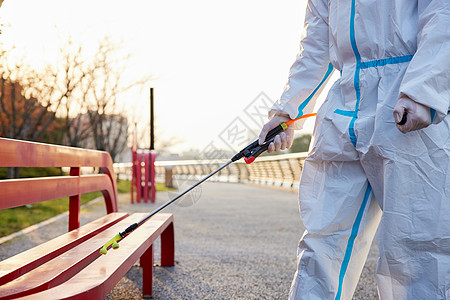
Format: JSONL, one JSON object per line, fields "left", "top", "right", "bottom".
{"left": 100, "top": 113, "right": 316, "bottom": 255}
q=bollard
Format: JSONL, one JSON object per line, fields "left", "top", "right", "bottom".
{"left": 165, "top": 167, "right": 173, "bottom": 188}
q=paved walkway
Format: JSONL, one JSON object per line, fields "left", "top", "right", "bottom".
{"left": 0, "top": 181, "right": 378, "bottom": 299}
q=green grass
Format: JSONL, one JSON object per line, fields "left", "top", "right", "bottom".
{"left": 0, "top": 167, "right": 63, "bottom": 179}
{"left": 116, "top": 179, "right": 173, "bottom": 193}
{"left": 154, "top": 182, "right": 174, "bottom": 192}
{"left": 0, "top": 192, "right": 102, "bottom": 237}
{"left": 0, "top": 179, "right": 172, "bottom": 238}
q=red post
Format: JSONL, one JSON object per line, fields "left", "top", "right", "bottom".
{"left": 150, "top": 152, "right": 156, "bottom": 203}
{"left": 144, "top": 152, "right": 150, "bottom": 203}
{"left": 136, "top": 152, "right": 142, "bottom": 203}
{"left": 141, "top": 244, "right": 154, "bottom": 298}
{"left": 131, "top": 122, "right": 138, "bottom": 204}
{"left": 131, "top": 149, "right": 136, "bottom": 204}
{"left": 68, "top": 167, "right": 81, "bottom": 231}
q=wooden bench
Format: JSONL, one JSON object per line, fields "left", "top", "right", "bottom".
{"left": 0, "top": 138, "right": 174, "bottom": 299}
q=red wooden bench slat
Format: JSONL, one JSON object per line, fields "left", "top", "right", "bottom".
{"left": 0, "top": 138, "right": 119, "bottom": 218}
{"left": 0, "top": 214, "right": 148, "bottom": 299}
{"left": 0, "top": 175, "right": 115, "bottom": 211}
{"left": 0, "top": 213, "right": 128, "bottom": 287}
{"left": 13, "top": 213, "right": 174, "bottom": 300}
{"left": 0, "top": 138, "right": 113, "bottom": 168}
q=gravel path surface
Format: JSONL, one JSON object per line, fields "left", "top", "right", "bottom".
{"left": 0, "top": 181, "right": 378, "bottom": 299}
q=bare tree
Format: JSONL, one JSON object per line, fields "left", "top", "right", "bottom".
{"left": 82, "top": 36, "right": 151, "bottom": 161}
{"left": 0, "top": 56, "right": 62, "bottom": 178}
{"left": 0, "top": 37, "right": 92, "bottom": 147}
{"left": 25, "top": 35, "right": 99, "bottom": 147}
{"left": 0, "top": 30, "right": 152, "bottom": 163}
{"left": 0, "top": 48, "right": 60, "bottom": 143}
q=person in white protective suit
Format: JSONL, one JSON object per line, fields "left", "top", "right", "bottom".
{"left": 258, "top": 0, "right": 450, "bottom": 299}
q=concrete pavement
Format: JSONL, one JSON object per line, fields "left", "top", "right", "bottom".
{"left": 0, "top": 181, "right": 378, "bottom": 299}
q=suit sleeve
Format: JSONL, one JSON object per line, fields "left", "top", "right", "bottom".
{"left": 270, "top": 0, "right": 334, "bottom": 129}
{"left": 399, "top": 0, "right": 450, "bottom": 124}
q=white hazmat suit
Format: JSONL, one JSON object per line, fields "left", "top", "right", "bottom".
{"left": 267, "top": 0, "right": 450, "bottom": 299}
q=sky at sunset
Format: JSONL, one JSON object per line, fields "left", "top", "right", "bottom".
{"left": 0, "top": 0, "right": 337, "bottom": 156}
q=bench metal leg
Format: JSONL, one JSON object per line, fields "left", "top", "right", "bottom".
{"left": 142, "top": 244, "right": 154, "bottom": 298}
{"left": 69, "top": 167, "right": 81, "bottom": 231}
{"left": 161, "top": 222, "right": 175, "bottom": 266}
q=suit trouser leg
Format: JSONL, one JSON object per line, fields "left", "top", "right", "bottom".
{"left": 289, "top": 159, "right": 382, "bottom": 300}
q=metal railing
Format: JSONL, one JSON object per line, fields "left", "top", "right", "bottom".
{"left": 114, "top": 152, "right": 308, "bottom": 190}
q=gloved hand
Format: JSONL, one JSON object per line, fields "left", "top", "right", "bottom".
{"left": 258, "top": 114, "right": 295, "bottom": 153}
{"left": 393, "top": 96, "right": 431, "bottom": 134}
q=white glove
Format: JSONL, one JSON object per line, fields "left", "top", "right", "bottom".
{"left": 258, "top": 115, "right": 295, "bottom": 153}
{"left": 393, "top": 96, "right": 431, "bottom": 134}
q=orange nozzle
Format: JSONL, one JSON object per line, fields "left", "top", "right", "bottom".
{"left": 285, "top": 113, "right": 317, "bottom": 126}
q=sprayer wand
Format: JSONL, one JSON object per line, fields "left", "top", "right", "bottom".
{"left": 100, "top": 113, "right": 316, "bottom": 255}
